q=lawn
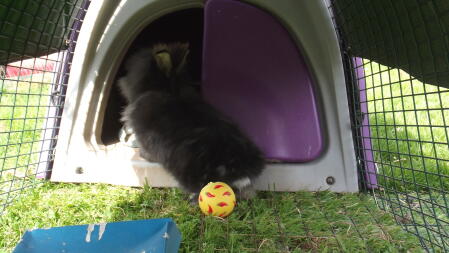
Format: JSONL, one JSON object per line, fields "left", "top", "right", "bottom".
{"left": 363, "top": 60, "right": 449, "bottom": 192}
{"left": 0, "top": 73, "right": 55, "bottom": 214}
{"left": 2, "top": 60, "right": 447, "bottom": 251}
{"left": 361, "top": 59, "right": 449, "bottom": 251}
{"left": 0, "top": 181, "right": 422, "bottom": 252}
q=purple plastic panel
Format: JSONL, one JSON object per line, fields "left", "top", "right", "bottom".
{"left": 202, "top": 0, "right": 323, "bottom": 162}
{"left": 354, "top": 58, "right": 378, "bottom": 189}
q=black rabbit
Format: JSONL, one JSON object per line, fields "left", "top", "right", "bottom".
{"left": 118, "top": 43, "right": 264, "bottom": 200}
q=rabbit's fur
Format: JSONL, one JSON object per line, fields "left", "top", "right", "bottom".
{"left": 118, "top": 43, "right": 265, "bottom": 199}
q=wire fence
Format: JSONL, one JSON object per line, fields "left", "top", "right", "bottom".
{"left": 186, "top": 191, "right": 420, "bottom": 252}
{"left": 0, "top": 0, "right": 89, "bottom": 215}
{"left": 1, "top": 0, "right": 448, "bottom": 251}
{"left": 330, "top": 0, "right": 449, "bottom": 251}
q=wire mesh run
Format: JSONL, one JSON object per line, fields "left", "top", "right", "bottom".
{"left": 0, "top": 0, "right": 90, "bottom": 215}
{"left": 181, "top": 191, "right": 421, "bottom": 252}
{"left": 330, "top": 0, "right": 449, "bottom": 251}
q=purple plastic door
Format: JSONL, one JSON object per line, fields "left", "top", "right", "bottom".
{"left": 202, "top": 0, "right": 324, "bottom": 162}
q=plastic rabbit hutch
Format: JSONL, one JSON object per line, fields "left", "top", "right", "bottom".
{"left": 1, "top": 0, "right": 448, "bottom": 251}
{"left": 49, "top": 0, "right": 359, "bottom": 192}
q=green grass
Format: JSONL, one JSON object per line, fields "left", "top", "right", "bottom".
{"left": 375, "top": 190, "right": 449, "bottom": 250}
{"left": 0, "top": 73, "right": 54, "bottom": 212}
{"left": 1, "top": 61, "right": 447, "bottom": 252}
{"left": 362, "top": 61, "right": 449, "bottom": 251}
{"left": 0, "top": 182, "right": 422, "bottom": 252}
{"left": 0, "top": 73, "right": 53, "bottom": 173}
{"left": 364, "top": 60, "right": 449, "bottom": 192}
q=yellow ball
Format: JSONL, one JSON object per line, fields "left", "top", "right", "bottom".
{"left": 198, "top": 182, "right": 236, "bottom": 218}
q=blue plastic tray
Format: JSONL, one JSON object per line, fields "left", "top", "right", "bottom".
{"left": 13, "top": 218, "right": 181, "bottom": 253}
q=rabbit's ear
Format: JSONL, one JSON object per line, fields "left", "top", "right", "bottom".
{"left": 174, "top": 43, "right": 190, "bottom": 74}
{"left": 154, "top": 51, "right": 173, "bottom": 77}
{"left": 152, "top": 43, "right": 189, "bottom": 77}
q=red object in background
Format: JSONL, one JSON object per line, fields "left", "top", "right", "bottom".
{"left": 3, "top": 53, "right": 58, "bottom": 78}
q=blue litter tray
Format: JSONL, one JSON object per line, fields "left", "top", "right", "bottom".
{"left": 13, "top": 218, "right": 181, "bottom": 253}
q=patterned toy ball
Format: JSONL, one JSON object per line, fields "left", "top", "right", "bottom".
{"left": 198, "top": 182, "right": 236, "bottom": 218}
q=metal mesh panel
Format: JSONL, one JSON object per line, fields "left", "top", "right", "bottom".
{"left": 184, "top": 192, "right": 419, "bottom": 252}
{"left": 330, "top": 0, "right": 449, "bottom": 251}
{"left": 0, "top": 0, "right": 89, "bottom": 215}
